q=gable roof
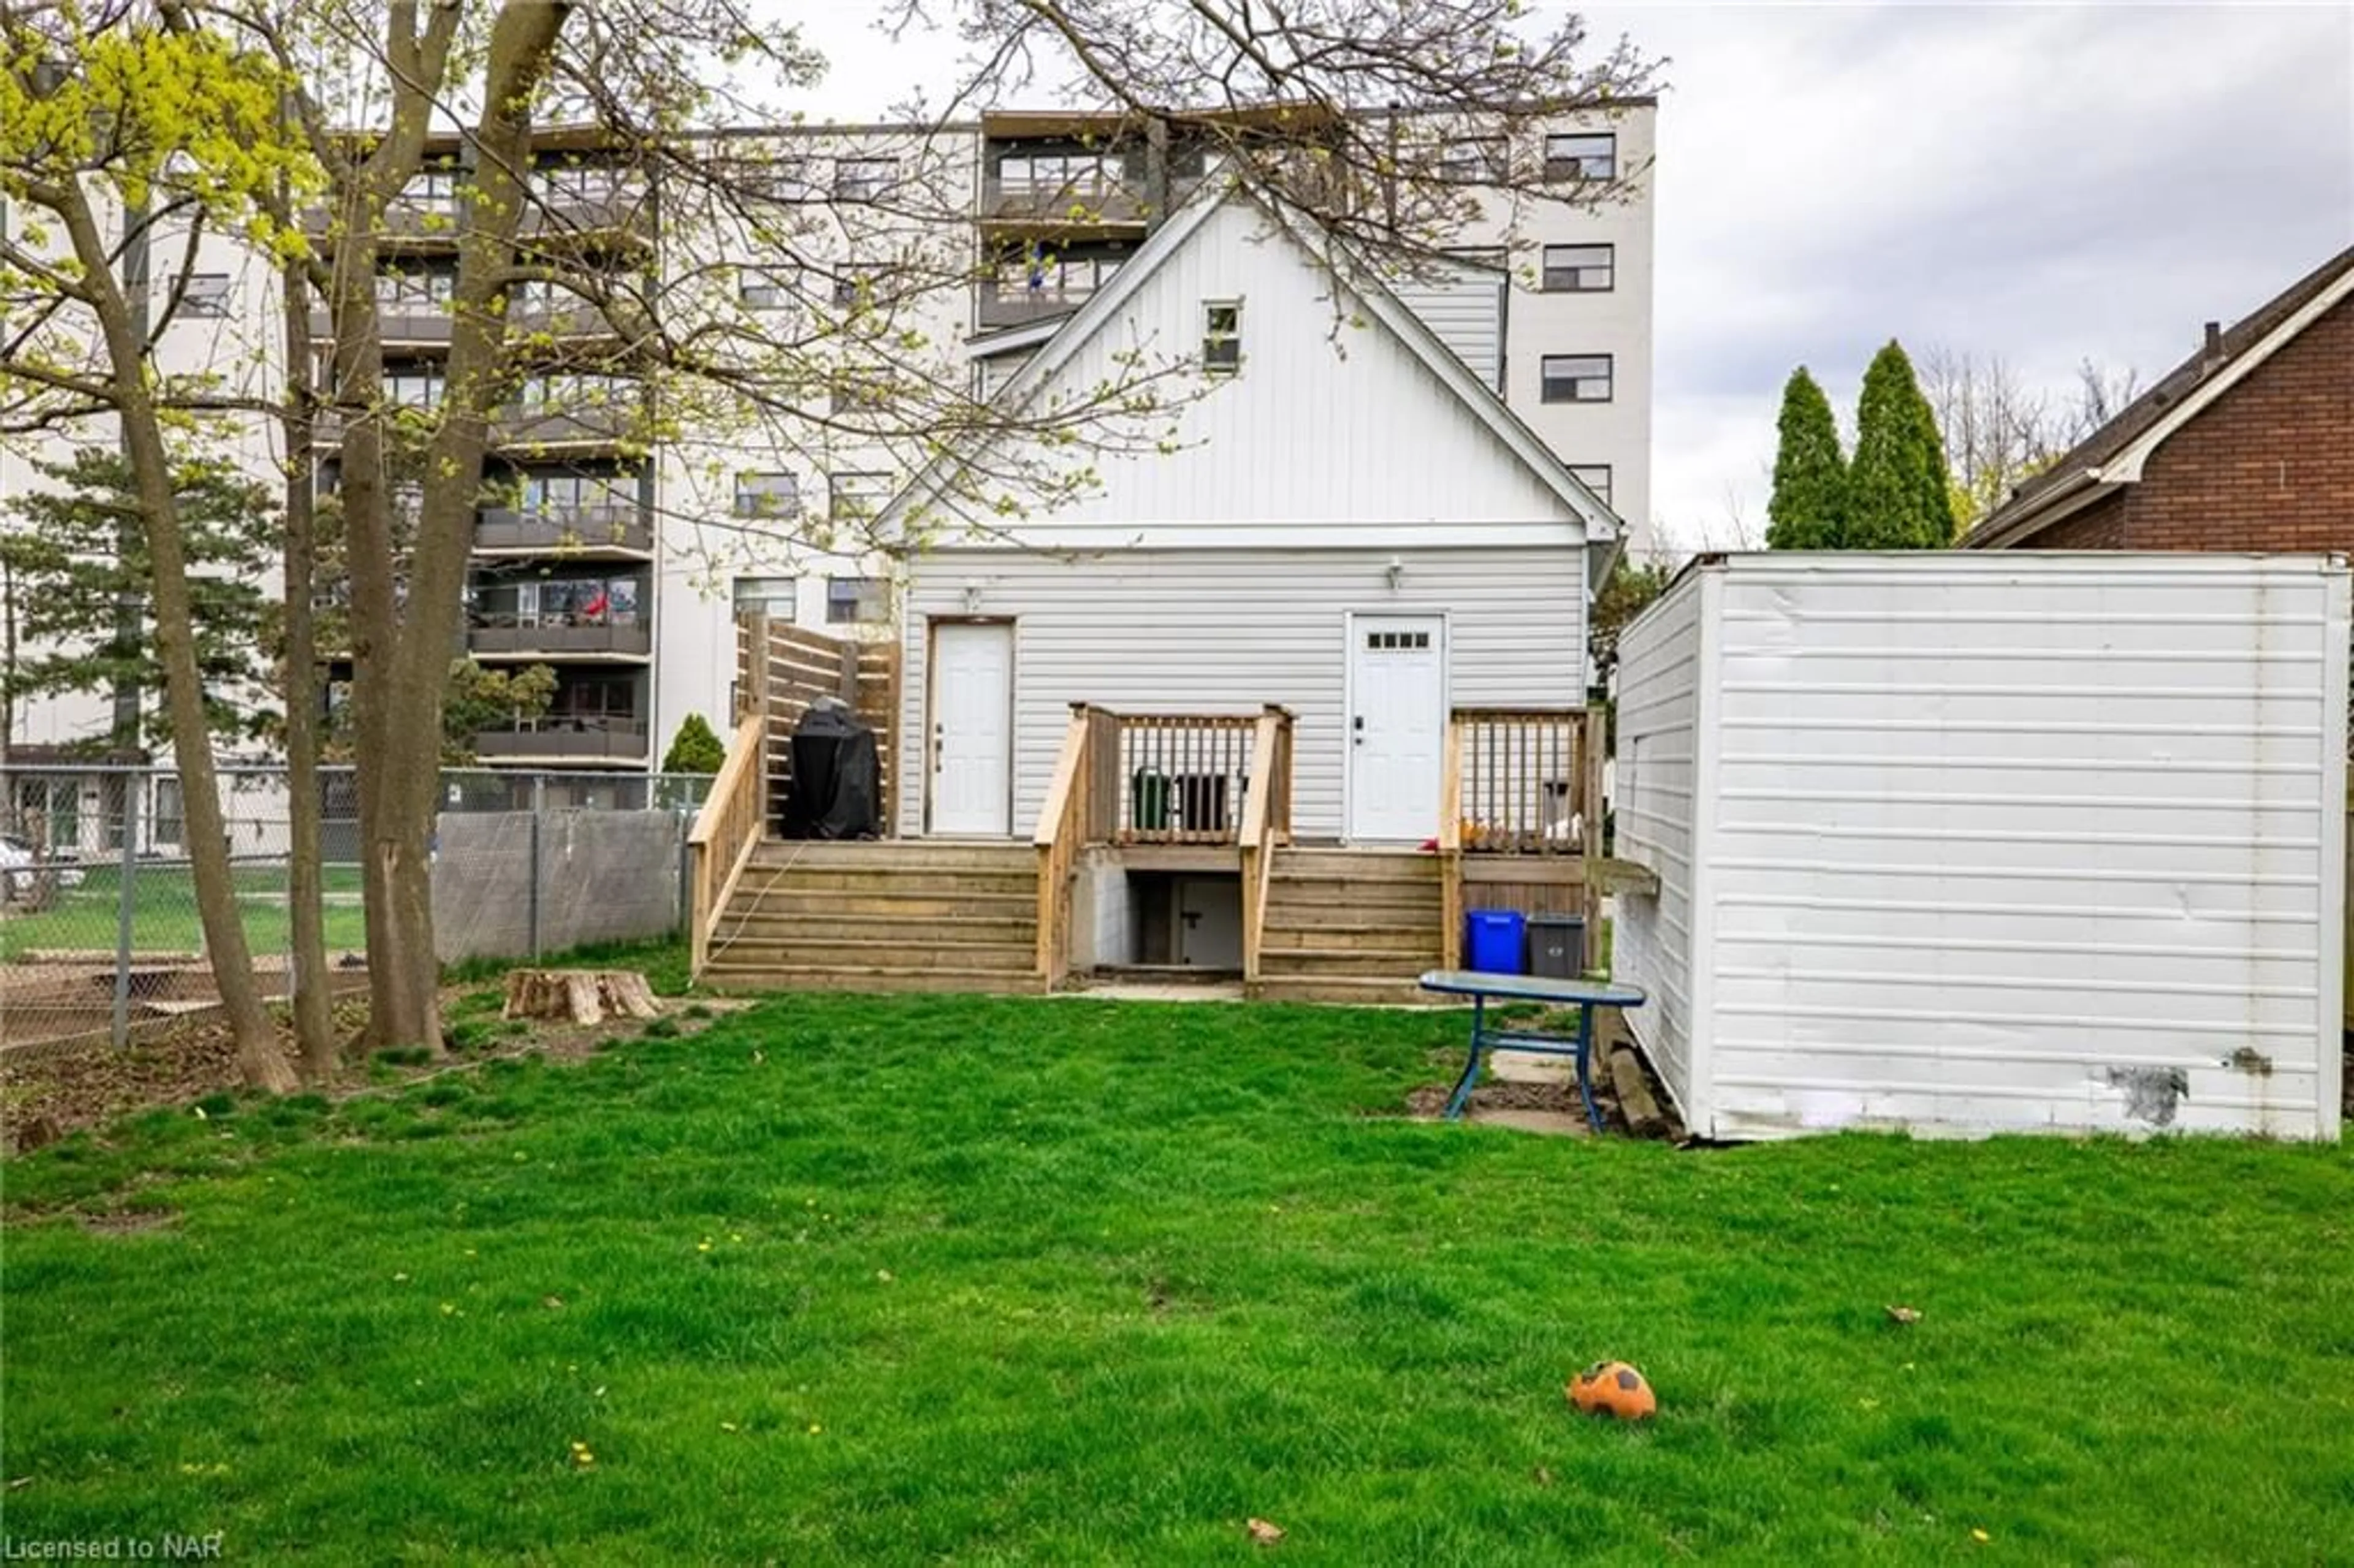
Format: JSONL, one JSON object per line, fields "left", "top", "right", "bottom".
{"left": 877, "top": 178, "right": 1620, "bottom": 542}
{"left": 1964, "top": 245, "right": 2354, "bottom": 549}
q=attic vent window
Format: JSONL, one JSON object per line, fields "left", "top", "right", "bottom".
{"left": 1202, "top": 301, "right": 1242, "bottom": 375}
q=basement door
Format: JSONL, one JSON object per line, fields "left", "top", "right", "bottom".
{"left": 1347, "top": 613, "right": 1446, "bottom": 843}
{"left": 930, "top": 620, "right": 1015, "bottom": 837}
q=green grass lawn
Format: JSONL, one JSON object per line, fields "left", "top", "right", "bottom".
{"left": 3, "top": 995, "right": 2350, "bottom": 1564}
{"left": 0, "top": 862, "right": 368, "bottom": 961}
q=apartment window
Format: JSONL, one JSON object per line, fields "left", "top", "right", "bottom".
{"left": 738, "top": 266, "right": 796, "bottom": 310}
{"left": 1439, "top": 137, "right": 1508, "bottom": 184}
{"left": 1544, "top": 132, "right": 1616, "bottom": 181}
{"left": 829, "top": 471, "right": 891, "bottom": 519}
{"left": 766, "top": 157, "right": 820, "bottom": 202}
{"left": 997, "top": 150, "right": 1116, "bottom": 198}
{"left": 832, "top": 156, "right": 897, "bottom": 202}
{"left": 994, "top": 248, "right": 1123, "bottom": 305}
{"left": 1541, "top": 354, "right": 1613, "bottom": 403}
{"left": 512, "top": 276, "right": 577, "bottom": 310}
{"left": 832, "top": 261, "right": 878, "bottom": 308}
{"left": 536, "top": 164, "right": 626, "bottom": 205}
{"left": 734, "top": 471, "right": 800, "bottom": 519}
{"left": 181, "top": 273, "right": 231, "bottom": 317}
{"left": 377, "top": 267, "right": 456, "bottom": 307}
{"left": 831, "top": 375, "right": 892, "bottom": 414}
{"left": 520, "top": 373, "right": 634, "bottom": 410}
{"left": 475, "top": 574, "right": 643, "bottom": 629}
{"left": 1541, "top": 243, "right": 1615, "bottom": 292}
{"left": 549, "top": 672, "right": 639, "bottom": 721}
{"left": 401, "top": 168, "right": 460, "bottom": 210}
{"left": 1569, "top": 465, "right": 1614, "bottom": 508}
{"left": 383, "top": 368, "right": 445, "bottom": 408}
{"left": 1202, "top": 300, "right": 1242, "bottom": 375}
{"left": 731, "top": 576, "right": 798, "bottom": 615}
{"left": 826, "top": 576, "right": 890, "bottom": 625}
{"left": 522, "top": 470, "right": 634, "bottom": 518}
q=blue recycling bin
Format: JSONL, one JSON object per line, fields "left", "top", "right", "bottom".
{"left": 1465, "top": 910, "right": 1527, "bottom": 975}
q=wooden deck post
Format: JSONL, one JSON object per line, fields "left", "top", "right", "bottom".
{"left": 1582, "top": 703, "right": 1608, "bottom": 942}
{"left": 1439, "top": 712, "right": 1465, "bottom": 970}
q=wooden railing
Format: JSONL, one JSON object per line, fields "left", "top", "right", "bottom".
{"left": 1238, "top": 706, "right": 1295, "bottom": 983}
{"left": 687, "top": 712, "right": 768, "bottom": 978}
{"left": 1039, "top": 705, "right": 1288, "bottom": 983}
{"left": 1093, "top": 710, "right": 1263, "bottom": 844}
{"left": 1035, "top": 706, "right": 1098, "bottom": 988}
{"left": 1441, "top": 706, "right": 1610, "bottom": 967}
{"left": 1452, "top": 708, "right": 1599, "bottom": 855}
{"left": 737, "top": 615, "right": 902, "bottom": 837}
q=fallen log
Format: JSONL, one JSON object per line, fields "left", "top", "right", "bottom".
{"left": 1607, "top": 1044, "right": 1669, "bottom": 1140}
{"left": 501, "top": 969, "right": 662, "bottom": 1027}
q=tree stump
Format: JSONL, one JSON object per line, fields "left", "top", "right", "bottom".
{"left": 500, "top": 969, "right": 662, "bottom": 1027}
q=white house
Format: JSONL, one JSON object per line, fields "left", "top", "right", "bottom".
{"left": 878, "top": 186, "right": 1619, "bottom": 848}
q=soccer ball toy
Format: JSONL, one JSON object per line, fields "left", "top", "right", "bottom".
{"left": 1567, "top": 1361, "right": 1656, "bottom": 1420}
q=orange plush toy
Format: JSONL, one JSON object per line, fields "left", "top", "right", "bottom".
{"left": 1567, "top": 1361, "right": 1656, "bottom": 1420}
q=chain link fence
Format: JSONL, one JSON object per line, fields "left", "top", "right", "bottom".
{"left": 1, "top": 764, "right": 712, "bottom": 1051}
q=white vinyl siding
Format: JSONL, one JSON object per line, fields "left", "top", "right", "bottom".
{"left": 1387, "top": 260, "right": 1505, "bottom": 393}
{"left": 1614, "top": 553, "right": 2348, "bottom": 1144}
{"left": 1612, "top": 565, "right": 1705, "bottom": 1121}
{"left": 933, "top": 199, "right": 1576, "bottom": 535}
{"left": 900, "top": 546, "right": 1585, "bottom": 840}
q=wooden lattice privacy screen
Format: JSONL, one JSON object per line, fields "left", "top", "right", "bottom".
{"left": 734, "top": 615, "right": 902, "bottom": 835}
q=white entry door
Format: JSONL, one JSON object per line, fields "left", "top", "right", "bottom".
{"left": 1347, "top": 614, "right": 1446, "bottom": 842}
{"left": 931, "top": 620, "right": 1015, "bottom": 836}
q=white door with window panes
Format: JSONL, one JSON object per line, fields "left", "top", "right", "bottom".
{"left": 931, "top": 622, "right": 1015, "bottom": 837}
{"left": 1347, "top": 615, "right": 1446, "bottom": 843}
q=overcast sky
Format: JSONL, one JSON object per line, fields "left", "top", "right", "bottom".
{"left": 785, "top": 2, "right": 2353, "bottom": 555}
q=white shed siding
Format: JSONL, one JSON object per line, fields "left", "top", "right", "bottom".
{"left": 1618, "top": 553, "right": 2347, "bottom": 1144}
{"left": 932, "top": 199, "right": 1575, "bottom": 535}
{"left": 899, "top": 546, "right": 1584, "bottom": 839}
{"left": 1386, "top": 265, "right": 1504, "bottom": 392}
{"left": 1610, "top": 566, "right": 1705, "bottom": 1123}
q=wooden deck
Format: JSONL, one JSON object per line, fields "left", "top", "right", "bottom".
{"left": 690, "top": 620, "right": 1611, "bottom": 999}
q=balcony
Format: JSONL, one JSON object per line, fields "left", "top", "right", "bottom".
{"left": 492, "top": 400, "right": 641, "bottom": 451}
{"left": 522, "top": 186, "right": 653, "bottom": 245}
{"left": 311, "top": 303, "right": 453, "bottom": 348}
{"left": 980, "top": 177, "right": 1158, "bottom": 230}
{"left": 309, "top": 395, "right": 642, "bottom": 453}
{"left": 507, "top": 300, "right": 615, "bottom": 341}
{"left": 975, "top": 285, "right": 1097, "bottom": 330}
{"left": 468, "top": 618, "right": 652, "bottom": 660}
{"left": 474, "top": 505, "right": 651, "bottom": 556}
{"left": 298, "top": 196, "right": 465, "bottom": 249}
{"left": 472, "top": 716, "right": 650, "bottom": 764}
{"left": 297, "top": 185, "right": 650, "bottom": 250}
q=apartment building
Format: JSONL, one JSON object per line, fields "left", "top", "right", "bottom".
{"left": 1, "top": 102, "right": 1655, "bottom": 775}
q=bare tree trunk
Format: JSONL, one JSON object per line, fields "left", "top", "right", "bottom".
{"left": 345, "top": 0, "right": 575, "bottom": 1053}
{"left": 55, "top": 187, "right": 295, "bottom": 1094}
{"left": 280, "top": 240, "right": 338, "bottom": 1078}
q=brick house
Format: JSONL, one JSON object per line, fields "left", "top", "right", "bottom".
{"left": 1964, "top": 246, "right": 2353, "bottom": 552}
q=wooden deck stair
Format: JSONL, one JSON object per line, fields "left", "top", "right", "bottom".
{"left": 699, "top": 840, "right": 1049, "bottom": 995}
{"left": 1250, "top": 847, "right": 1444, "bottom": 1003}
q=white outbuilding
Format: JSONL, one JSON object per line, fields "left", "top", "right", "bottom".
{"left": 1613, "top": 552, "right": 2347, "bottom": 1142}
